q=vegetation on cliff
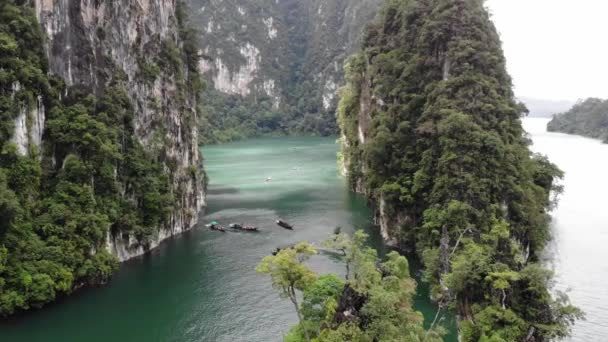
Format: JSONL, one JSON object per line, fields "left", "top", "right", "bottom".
{"left": 257, "top": 231, "right": 443, "bottom": 342}
{"left": 0, "top": 1, "right": 202, "bottom": 316}
{"left": 547, "top": 98, "right": 608, "bottom": 143}
{"left": 189, "top": 0, "right": 382, "bottom": 143}
{"left": 337, "top": 0, "right": 582, "bottom": 340}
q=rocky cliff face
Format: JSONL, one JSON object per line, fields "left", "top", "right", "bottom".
{"left": 187, "top": 0, "right": 383, "bottom": 140}
{"left": 8, "top": 81, "right": 45, "bottom": 156}
{"left": 337, "top": 56, "right": 397, "bottom": 245}
{"left": 33, "top": 0, "right": 205, "bottom": 261}
{"left": 192, "top": 1, "right": 283, "bottom": 104}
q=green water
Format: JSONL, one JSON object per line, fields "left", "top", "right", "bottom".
{"left": 0, "top": 137, "right": 456, "bottom": 341}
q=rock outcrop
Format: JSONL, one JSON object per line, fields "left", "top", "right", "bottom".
{"left": 187, "top": 0, "right": 383, "bottom": 138}
{"left": 33, "top": 0, "right": 206, "bottom": 261}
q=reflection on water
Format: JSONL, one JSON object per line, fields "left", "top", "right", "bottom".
{"left": 524, "top": 118, "right": 608, "bottom": 341}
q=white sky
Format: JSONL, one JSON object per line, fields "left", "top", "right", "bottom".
{"left": 485, "top": 0, "right": 608, "bottom": 101}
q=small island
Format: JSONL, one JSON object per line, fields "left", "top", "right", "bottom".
{"left": 548, "top": 98, "right": 608, "bottom": 143}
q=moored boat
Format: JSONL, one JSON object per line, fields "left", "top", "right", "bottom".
{"left": 229, "top": 223, "right": 259, "bottom": 232}
{"left": 241, "top": 225, "right": 259, "bottom": 232}
{"left": 206, "top": 221, "right": 226, "bottom": 232}
{"left": 276, "top": 220, "right": 293, "bottom": 230}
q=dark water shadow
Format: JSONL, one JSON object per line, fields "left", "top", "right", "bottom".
{"left": 206, "top": 186, "right": 241, "bottom": 195}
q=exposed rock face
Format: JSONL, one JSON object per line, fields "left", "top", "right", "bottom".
{"left": 339, "top": 80, "right": 414, "bottom": 248}
{"left": 334, "top": 285, "right": 368, "bottom": 326}
{"left": 33, "top": 0, "right": 206, "bottom": 261}
{"left": 187, "top": 0, "right": 383, "bottom": 128}
{"left": 212, "top": 43, "right": 261, "bottom": 97}
{"left": 188, "top": 0, "right": 286, "bottom": 106}
{"left": 9, "top": 82, "right": 46, "bottom": 156}
{"left": 338, "top": 61, "right": 400, "bottom": 245}
{"left": 375, "top": 196, "right": 403, "bottom": 248}
{"left": 10, "top": 106, "right": 28, "bottom": 156}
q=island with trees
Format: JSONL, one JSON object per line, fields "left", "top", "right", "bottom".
{"left": 548, "top": 98, "right": 608, "bottom": 143}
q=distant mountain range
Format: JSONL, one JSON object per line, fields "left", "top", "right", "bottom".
{"left": 519, "top": 97, "right": 575, "bottom": 118}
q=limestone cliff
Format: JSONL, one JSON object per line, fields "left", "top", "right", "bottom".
{"left": 336, "top": 2, "right": 583, "bottom": 340}
{"left": 0, "top": 1, "right": 207, "bottom": 315}
{"left": 33, "top": 0, "right": 206, "bottom": 261}
{"left": 187, "top": 0, "right": 383, "bottom": 141}
{"left": 8, "top": 81, "right": 45, "bottom": 156}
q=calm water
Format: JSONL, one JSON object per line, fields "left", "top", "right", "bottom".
{"left": 0, "top": 137, "right": 456, "bottom": 341}
{"left": 524, "top": 118, "right": 608, "bottom": 341}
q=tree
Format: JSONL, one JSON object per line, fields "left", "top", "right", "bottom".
{"left": 301, "top": 274, "right": 345, "bottom": 337}
{"left": 0, "top": 1, "right": 196, "bottom": 316}
{"left": 324, "top": 230, "right": 377, "bottom": 289}
{"left": 322, "top": 231, "right": 444, "bottom": 342}
{"left": 548, "top": 98, "right": 608, "bottom": 142}
{"left": 265, "top": 231, "right": 445, "bottom": 341}
{"left": 256, "top": 242, "right": 318, "bottom": 342}
{"left": 336, "top": 0, "right": 582, "bottom": 339}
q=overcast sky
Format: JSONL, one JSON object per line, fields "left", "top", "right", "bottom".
{"left": 485, "top": 0, "right": 608, "bottom": 101}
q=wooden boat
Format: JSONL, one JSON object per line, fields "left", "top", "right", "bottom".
{"left": 206, "top": 221, "right": 226, "bottom": 232}
{"left": 241, "top": 225, "right": 259, "bottom": 232}
{"left": 229, "top": 223, "right": 259, "bottom": 232}
{"left": 276, "top": 220, "right": 293, "bottom": 230}
{"left": 210, "top": 225, "right": 226, "bottom": 232}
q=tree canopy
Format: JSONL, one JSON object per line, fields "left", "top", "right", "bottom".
{"left": 548, "top": 98, "right": 608, "bottom": 143}
{"left": 0, "top": 1, "right": 200, "bottom": 316}
{"left": 337, "top": 0, "right": 582, "bottom": 340}
{"left": 259, "top": 231, "right": 444, "bottom": 342}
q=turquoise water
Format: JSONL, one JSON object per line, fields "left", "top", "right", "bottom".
{"left": 0, "top": 137, "right": 456, "bottom": 341}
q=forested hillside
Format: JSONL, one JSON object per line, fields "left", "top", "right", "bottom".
{"left": 338, "top": 0, "right": 581, "bottom": 340}
{"left": 0, "top": 1, "right": 204, "bottom": 316}
{"left": 548, "top": 98, "right": 608, "bottom": 142}
{"left": 187, "top": 0, "right": 382, "bottom": 143}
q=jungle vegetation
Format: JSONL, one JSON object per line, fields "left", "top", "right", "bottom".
{"left": 547, "top": 98, "right": 608, "bottom": 143}
{"left": 337, "top": 0, "right": 582, "bottom": 340}
{"left": 257, "top": 231, "right": 444, "bottom": 342}
{"left": 0, "top": 0, "right": 202, "bottom": 316}
{"left": 191, "top": 0, "right": 382, "bottom": 143}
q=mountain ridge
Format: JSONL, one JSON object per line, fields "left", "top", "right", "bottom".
{"left": 187, "top": 0, "right": 383, "bottom": 142}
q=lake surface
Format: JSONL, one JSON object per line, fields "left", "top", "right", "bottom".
{"left": 2, "top": 124, "right": 603, "bottom": 342}
{"left": 0, "top": 137, "right": 456, "bottom": 341}
{"left": 524, "top": 118, "right": 608, "bottom": 341}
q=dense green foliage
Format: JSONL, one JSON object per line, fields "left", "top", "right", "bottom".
{"left": 189, "top": 0, "right": 382, "bottom": 143}
{"left": 338, "top": 0, "right": 582, "bottom": 340}
{"left": 0, "top": 1, "right": 199, "bottom": 316}
{"left": 547, "top": 98, "right": 608, "bottom": 143}
{"left": 258, "top": 232, "right": 443, "bottom": 342}
{"left": 199, "top": 89, "right": 289, "bottom": 143}
{"left": 199, "top": 90, "right": 340, "bottom": 144}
